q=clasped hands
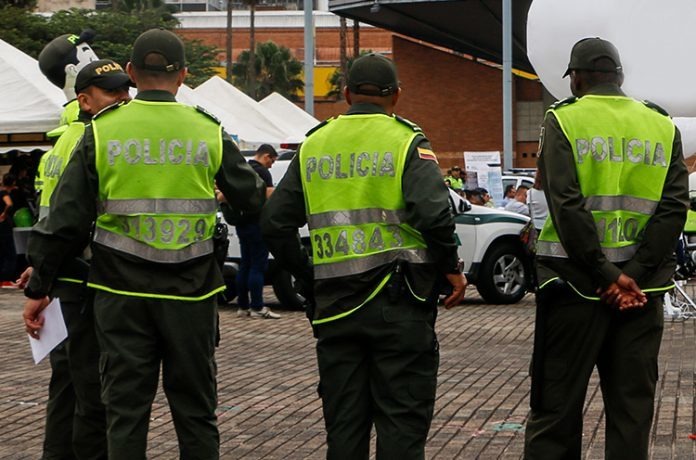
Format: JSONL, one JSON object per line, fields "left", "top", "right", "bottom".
{"left": 597, "top": 273, "right": 647, "bottom": 311}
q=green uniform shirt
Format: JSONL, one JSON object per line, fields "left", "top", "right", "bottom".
{"left": 26, "top": 90, "right": 265, "bottom": 300}
{"left": 261, "top": 102, "right": 459, "bottom": 320}
{"left": 537, "top": 83, "right": 689, "bottom": 295}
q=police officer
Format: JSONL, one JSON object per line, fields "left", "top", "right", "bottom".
{"left": 261, "top": 53, "right": 467, "bottom": 459}
{"left": 20, "top": 58, "right": 131, "bottom": 460}
{"left": 524, "top": 38, "right": 688, "bottom": 460}
{"left": 23, "top": 29, "right": 265, "bottom": 459}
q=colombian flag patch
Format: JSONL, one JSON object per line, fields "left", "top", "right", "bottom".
{"left": 417, "top": 147, "right": 438, "bottom": 163}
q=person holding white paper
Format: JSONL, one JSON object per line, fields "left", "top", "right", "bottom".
{"left": 22, "top": 58, "right": 131, "bottom": 460}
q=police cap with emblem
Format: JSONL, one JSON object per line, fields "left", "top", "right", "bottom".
{"left": 130, "top": 28, "right": 186, "bottom": 72}
{"left": 347, "top": 53, "right": 399, "bottom": 96}
{"left": 563, "top": 37, "right": 622, "bottom": 77}
{"left": 74, "top": 59, "right": 132, "bottom": 93}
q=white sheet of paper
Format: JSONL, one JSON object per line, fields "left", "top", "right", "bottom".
{"left": 28, "top": 298, "right": 67, "bottom": 365}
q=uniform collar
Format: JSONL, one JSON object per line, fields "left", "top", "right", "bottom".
{"left": 346, "top": 102, "right": 390, "bottom": 116}
{"left": 585, "top": 83, "right": 625, "bottom": 97}
{"left": 78, "top": 110, "right": 91, "bottom": 123}
{"left": 135, "top": 89, "right": 178, "bottom": 102}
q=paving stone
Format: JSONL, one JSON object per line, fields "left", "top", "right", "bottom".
{"left": 0, "top": 287, "right": 694, "bottom": 459}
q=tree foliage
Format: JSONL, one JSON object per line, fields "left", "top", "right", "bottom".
{"left": 0, "top": 0, "right": 36, "bottom": 9}
{"left": 0, "top": 6, "right": 218, "bottom": 88}
{"left": 232, "top": 41, "right": 303, "bottom": 101}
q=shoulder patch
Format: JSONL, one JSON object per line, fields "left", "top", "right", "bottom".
{"left": 417, "top": 147, "right": 438, "bottom": 163}
{"left": 642, "top": 100, "right": 670, "bottom": 117}
{"left": 394, "top": 115, "right": 423, "bottom": 132}
{"left": 305, "top": 118, "right": 332, "bottom": 137}
{"left": 195, "top": 105, "right": 221, "bottom": 124}
{"left": 92, "top": 101, "right": 125, "bottom": 120}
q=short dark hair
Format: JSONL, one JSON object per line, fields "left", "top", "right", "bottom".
{"left": 577, "top": 61, "right": 623, "bottom": 86}
{"left": 256, "top": 144, "right": 278, "bottom": 157}
{"left": 504, "top": 184, "right": 516, "bottom": 195}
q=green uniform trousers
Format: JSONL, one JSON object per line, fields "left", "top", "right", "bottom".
{"left": 93, "top": 291, "right": 219, "bottom": 460}
{"left": 315, "top": 290, "right": 439, "bottom": 460}
{"left": 524, "top": 287, "right": 663, "bottom": 460}
{"left": 43, "top": 291, "right": 106, "bottom": 460}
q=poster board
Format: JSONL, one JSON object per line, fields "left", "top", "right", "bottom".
{"left": 464, "top": 151, "right": 504, "bottom": 205}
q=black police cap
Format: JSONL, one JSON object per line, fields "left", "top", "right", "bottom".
{"left": 347, "top": 53, "right": 399, "bottom": 96}
{"left": 131, "top": 28, "right": 186, "bottom": 73}
{"left": 74, "top": 59, "right": 132, "bottom": 94}
{"left": 563, "top": 37, "right": 623, "bottom": 78}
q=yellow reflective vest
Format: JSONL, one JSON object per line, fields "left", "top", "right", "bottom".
{"left": 92, "top": 99, "right": 222, "bottom": 265}
{"left": 300, "top": 113, "right": 431, "bottom": 323}
{"left": 537, "top": 95, "right": 675, "bottom": 264}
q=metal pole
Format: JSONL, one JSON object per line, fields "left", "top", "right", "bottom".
{"left": 502, "top": 0, "right": 513, "bottom": 170}
{"left": 303, "top": 0, "right": 315, "bottom": 115}
{"left": 225, "top": 0, "right": 232, "bottom": 82}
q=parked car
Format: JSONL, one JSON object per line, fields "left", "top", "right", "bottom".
{"left": 448, "top": 190, "right": 531, "bottom": 303}
{"left": 502, "top": 174, "right": 535, "bottom": 193}
{"left": 220, "top": 158, "right": 532, "bottom": 308}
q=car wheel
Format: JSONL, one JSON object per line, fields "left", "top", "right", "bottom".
{"left": 272, "top": 269, "right": 307, "bottom": 311}
{"left": 476, "top": 242, "right": 527, "bottom": 304}
{"left": 218, "top": 263, "right": 238, "bottom": 305}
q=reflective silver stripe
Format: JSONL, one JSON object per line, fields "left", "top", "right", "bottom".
{"left": 100, "top": 199, "right": 218, "bottom": 215}
{"left": 93, "top": 228, "right": 213, "bottom": 263}
{"left": 39, "top": 206, "right": 50, "bottom": 220}
{"left": 536, "top": 240, "right": 638, "bottom": 263}
{"left": 308, "top": 208, "right": 406, "bottom": 228}
{"left": 314, "top": 248, "right": 432, "bottom": 279}
{"left": 584, "top": 196, "right": 658, "bottom": 215}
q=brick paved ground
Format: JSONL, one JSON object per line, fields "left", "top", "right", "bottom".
{"left": 0, "top": 287, "right": 694, "bottom": 459}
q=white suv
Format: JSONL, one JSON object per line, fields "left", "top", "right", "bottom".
{"left": 448, "top": 190, "right": 531, "bottom": 304}
{"left": 220, "top": 159, "right": 532, "bottom": 307}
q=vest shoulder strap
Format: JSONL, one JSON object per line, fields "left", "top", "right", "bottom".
{"left": 394, "top": 115, "right": 423, "bottom": 132}
{"left": 195, "top": 105, "right": 222, "bottom": 124}
{"left": 548, "top": 96, "right": 578, "bottom": 111}
{"left": 305, "top": 118, "right": 332, "bottom": 137}
{"left": 92, "top": 101, "right": 125, "bottom": 120}
{"left": 642, "top": 99, "right": 670, "bottom": 117}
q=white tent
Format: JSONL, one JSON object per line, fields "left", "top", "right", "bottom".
{"left": 194, "top": 76, "right": 292, "bottom": 148}
{"left": 0, "top": 38, "right": 64, "bottom": 135}
{"left": 259, "top": 92, "right": 320, "bottom": 140}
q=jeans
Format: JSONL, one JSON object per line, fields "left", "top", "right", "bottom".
{"left": 235, "top": 222, "right": 269, "bottom": 310}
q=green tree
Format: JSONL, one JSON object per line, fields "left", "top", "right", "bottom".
{"left": 232, "top": 41, "right": 303, "bottom": 101}
{"left": 0, "top": 7, "right": 217, "bottom": 88}
{"left": 0, "top": 6, "right": 51, "bottom": 57}
{"left": 0, "top": 0, "right": 36, "bottom": 9}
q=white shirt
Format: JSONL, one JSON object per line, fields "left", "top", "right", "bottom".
{"left": 527, "top": 188, "right": 548, "bottom": 230}
{"left": 504, "top": 199, "right": 530, "bottom": 217}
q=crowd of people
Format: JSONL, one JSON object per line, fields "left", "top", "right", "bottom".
{"left": 0, "top": 157, "right": 37, "bottom": 286}
{"left": 442, "top": 166, "right": 548, "bottom": 225}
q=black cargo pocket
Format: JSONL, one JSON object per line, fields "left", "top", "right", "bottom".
{"left": 540, "top": 358, "right": 567, "bottom": 412}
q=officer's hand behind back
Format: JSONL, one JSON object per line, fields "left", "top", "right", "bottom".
{"left": 444, "top": 273, "right": 467, "bottom": 309}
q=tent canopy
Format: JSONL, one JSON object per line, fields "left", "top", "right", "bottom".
{"left": 0, "top": 39, "right": 65, "bottom": 135}
{"left": 194, "top": 77, "right": 295, "bottom": 148}
{"left": 259, "top": 92, "right": 320, "bottom": 140}
{"left": 329, "top": 0, "right": 533, "bottom": 73}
